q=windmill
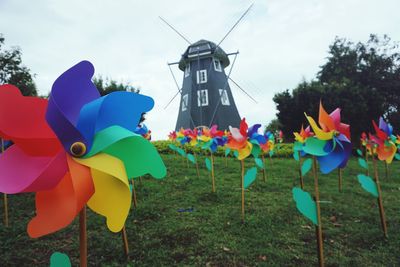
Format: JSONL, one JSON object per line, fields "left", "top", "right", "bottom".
{"left": 162, "top": 4, "right": 257, "bottom": 131}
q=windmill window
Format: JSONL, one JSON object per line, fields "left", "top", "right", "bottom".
{"left": 214, "top": 59, "right": 222, "bottom": 72}
{"left": 197, "top": 89, "right": 208, "bottom": 106}
{"left": 184, "top": 64, "right": 190, "bottom": 78}
{"left": 219, "top": 89, "right": 230, "bottom": 106}
{"left": 182, "top": 94, "right": 188, "bottom": 111}
{"left": 196, "top": 70, "right": 207, "bottom": 84}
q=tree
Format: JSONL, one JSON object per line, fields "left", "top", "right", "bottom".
{"left": 0, "top": 34, "right": 37, "bottom": 96}
{"left": 273, "top": 35, "right": 400, "bottom": 141}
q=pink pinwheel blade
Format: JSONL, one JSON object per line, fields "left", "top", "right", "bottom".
{"left": 0, "top": 145, "right": 67, "bottom": 194}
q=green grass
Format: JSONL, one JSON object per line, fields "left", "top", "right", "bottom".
{"left": 1, "top": 155, "right": 400, "bottom": 266}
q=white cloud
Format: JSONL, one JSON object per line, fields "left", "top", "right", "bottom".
{"left": 1, "top": 0, "right": 399, "bottom": 139}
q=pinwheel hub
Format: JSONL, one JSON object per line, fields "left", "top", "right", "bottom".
{"left": 70, "top": 142, "right": 87, "bottom": 157}
{"left": 333, "top": 130, "right": 340, "bottom": 137}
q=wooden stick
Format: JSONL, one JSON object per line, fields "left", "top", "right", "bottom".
{"left": 225, "top": 155, "right": 228, "bottom": 167}
{"left": 1, "top": 139, "right": 7, "bottom": 227}
{"left": 121, "top": 226, "right": 130, "bottom": 259}
{"left": 298, "top": 151, "right": 304, "bottom": 189}
{"left": 194, "top": 151, "right": 200, "bottom": 179}
{"left": 131, "top": 179, "right": 138, "bottom": 208}
{"left": 211, "top": 153, "right": 216, "bottom": 192}
{"left": 338, "top": 168, "right": 343, "bottom": 193}
{"left": 79, "top": 206, "right": 87, "bottom": 267}
{"left": 312, "top": 157, "right": 325, "bottom": 267}
{"left": 241, "top": 160, "right": 245, "bottom": 223}
{"left": 261, "top": 154, "right": 267, "bottom": 182}
{"left": 372, "top": 154, "right": 388, "bottom": 238}
{"left": 184, "top": 147, "right": 189, "bottom": 168}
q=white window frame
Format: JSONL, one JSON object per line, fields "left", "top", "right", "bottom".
{"left": 181, "top": 94, "right": 188, "bottom": 111}
{"left": 184, "top": 64, "right": 190, "bottom": 78}
{"left": 197, "top": 89, "right": 209, "bottom": 107}
{"left": 196, "top": 69, "right": 207, "bottom": 84}
{"left": 213, "top": 58, "right": 222, "bottom": 72}
{"left": 219, "top": 89, "right": 230, "bottom": 106}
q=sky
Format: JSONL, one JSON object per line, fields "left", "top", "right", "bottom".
{"left": 1, "top": 0, "right": 399, "bottom": 140}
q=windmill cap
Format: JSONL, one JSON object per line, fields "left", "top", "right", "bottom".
{"left": 178, "top": 39, "right": 230, "bottom": 71}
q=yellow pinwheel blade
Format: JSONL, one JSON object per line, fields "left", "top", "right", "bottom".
{"left": 74, "top": 153, "right": 131, "bottom": 233}
{"left": 237, "top": 141, "right": 253, "bottom": 160}
{"left": 305, "top": 114, "right": 334, "bottom": 141}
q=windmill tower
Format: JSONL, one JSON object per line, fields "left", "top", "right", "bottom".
{"left": 162, "top": 4, "right": 256, "bottom": 131}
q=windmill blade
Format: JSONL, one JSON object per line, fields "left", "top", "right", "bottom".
{"left": 217, "top": 3, "right": 254, "bottom": 47}
{"left": 164, "top": 90, "right": 181, "bottom": 109}
{"left": 229, "top": 77, "right": 258, "bottom": 103}
{"left": 164, "top": 63, "right": 182, "bottom": 109}
{"left": 159, "top": 16, "right": 192, "bottom": 45}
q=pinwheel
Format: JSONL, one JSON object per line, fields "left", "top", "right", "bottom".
{"left": 0, "top": 61, "right": 166, "bottom": 265}
{"left": 247, "top": 124, "right": 268, "bottom": 181}
{"left": 226, "top": 118, "right": 258, "bottom": 222}
{"left": 197, "top": 125, "right": 226, "bottom": 192}
{"left": 259, "top": 130, "right": 276, "bottom": 181}
{"left": 293, "top": 125, "right": 313, "bottom": 189}
{"left": 370, "top": 117, "right": 397, "bottom": 180}
{"left": 359, "top": 132, "right": 372, "bottom": 176}
{"left": 293, "top": 102, "right": 351, "bottom": 267}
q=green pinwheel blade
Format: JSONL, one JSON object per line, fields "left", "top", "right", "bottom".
{"left": 356, "top": 149, "right": 363, "bottom": 157}
{"left": 176, "top": 147, "right": 186, "bottom": 157}
{"left": 301, "top": 158, "right": 312, "bottom": 176}
{"left": 225, "top": 148, "right": 231, "bottom": 157}
{"left": 168, "top": 144, "right": 177, "bottom": 151}
{"left": 357, "top": 174, "right": 379, "bottom": 198}
{"left": 293, "top": 151, "right": 300, "bottom": 161}
{"left": 293, "top": 141, "right": 303, "bottom": 152}
{"left": 303, "top": 137, "right": 328, "bottom": 156}
{"left": 292, "top": 187, "right": 318, "bottom": 225}
{"left": 50, "top": 252, "right": 71, "bottom": 267}
{"left": 187, "top": 153, "right": 196, "bottom": 164}
{"left": 269, "top": 150, "right": 274, "bottom": 157}
{"left": 233, "top": 150, "right": 239, "bottom": 158}
{"left": 87, "top": 126, "right": 167, "bottom": 179}
{"left": 244, "top": 167, "right": 257, "bottom": 189}
{"left": 251, "top": 143, "right": 261, "bottom": 158}
{"left": 205, "top": 158, "right": 212, "bottom": 172}
{"left": 395, "top": 153, "right": 400, "bottom": 160}
{"left": 254, "top": 158, "right": 264, "bottom": 169}
{"left": 358, "top": 158, "right": 368, "bottom": 169}
{"left": 202, "top": 140, "right": 213, "bottom": 150}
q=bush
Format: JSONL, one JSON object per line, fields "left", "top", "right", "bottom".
{"left": 152, "top": 140, "right": 295, "bottom": 158}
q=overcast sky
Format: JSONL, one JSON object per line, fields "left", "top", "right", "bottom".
{"left": 1, "top": 0, "right": 399, "bottom": 139}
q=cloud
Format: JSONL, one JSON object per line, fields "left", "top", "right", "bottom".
{"left": 1, "top": 0, "right": 399, "bottom": 139}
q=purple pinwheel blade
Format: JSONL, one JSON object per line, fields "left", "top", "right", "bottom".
{"left": 46, "top": 61, "right": 100, "bottom": 152}
{"left": 247, "top": 124, "right": 261, "bottom": 138}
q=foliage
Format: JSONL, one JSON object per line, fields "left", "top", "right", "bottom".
{"left": 0, "top": 34, "right": 37, "bottom": 96}
{"left": 273, "top": 34, "right": 400, "bottom": 141}
{"left": 265, "top": 118, "right": 282, "bottom": 134}
{"left": 92, "top": 76, "right": 140, "bottom": 96}
{"left": 1, "top": 156, "right": 399, "bottom": 266}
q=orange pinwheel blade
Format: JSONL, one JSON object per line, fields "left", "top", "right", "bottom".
{"left": 318, "top": 102, "right": 335, "bottom": 131}
{"left": 27, "top": 155, "right": 94, "bottom": 238}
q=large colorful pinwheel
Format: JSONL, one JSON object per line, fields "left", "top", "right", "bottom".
{"left": 369, "top": 117, "right": 397, "bottom": 164}
{"left": 227, "top": 118, "right": 253, "bottom": 160}
{"left": 198, "top": 125, "right": 226, "bottom": 153}
{"left": 0, "top": 61, "right": 166, "bottom": 238}
{"left": 302, "top": 102, "right": 352, "bottom": 174}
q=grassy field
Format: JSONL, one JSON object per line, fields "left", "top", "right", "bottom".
{"left": 1, "top": 154, "right": 400, "bottom": 266}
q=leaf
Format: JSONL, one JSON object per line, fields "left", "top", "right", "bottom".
{"left": 358, "top": 158, "right": 368, "bottom": 169}
{"left": 176, "top": 147, "right": 186, "bottom": 157}
{"left": 225, "top": 148, "right": 231, "bottom": 157}
{"left": 168, "top": 144, "right": 177, "bottom": 151}
{"left": 233, "top": 150, "right": 239, "bottom": 158}
{"left": 356, "top": 149, "right": 363, "bottom": 157}
{"left": 301, "top": 158, "right": 312, "bottom": 176}
{"left": 269, "top": 150, "right": 274, "bottom": 157}
{"left": 187, "top": 153, "right": 196, "bottom": 164}
{"left": 244, "top": 167, "right": 257, "bottom": 189}
{"left": 395, "top": 153, "right": 400, "bottom": 160}
{"left": 50, "top": 252, "right": 71, "bottom": 267}
{"left": 357, "top": 174, "right": 379, "bottom": 198}
{"left": 254, "top": 158, "right": 264, "bottom": 169}
{"left": 205, "top": 158, "right": 212, "bottom": 172}
{"left": 292, "top": 187, "right": 318, "bottom": 225}
{"left": 293, "top": 141, "right": 303, "bottom": 152}
{"left": 293, "top": 151, "right": 299, "bottom": 161}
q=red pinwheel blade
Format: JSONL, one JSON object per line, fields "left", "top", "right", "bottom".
{"left": 0, "top": 85, "right": 62, "bottom": 156}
